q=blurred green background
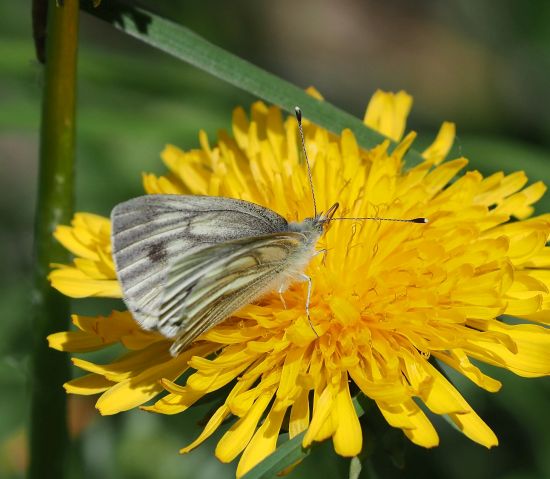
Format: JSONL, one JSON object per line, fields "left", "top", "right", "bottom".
{"left": 1, "top": 1, "right": 549, "bottom": 478}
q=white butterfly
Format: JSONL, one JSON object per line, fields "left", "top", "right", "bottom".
{"left": 111, "top": 194, "right": 338, "bottom": 356}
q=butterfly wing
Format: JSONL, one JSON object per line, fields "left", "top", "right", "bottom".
{"left": 111, "top": 195, "right": 289, "bottom": 330}
{"left": 158, "top": 232, "right": 308, "bottom": 356}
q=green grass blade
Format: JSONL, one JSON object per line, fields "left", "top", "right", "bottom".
{"left": 81, "top": 0, "right": 424, "bottom": 165}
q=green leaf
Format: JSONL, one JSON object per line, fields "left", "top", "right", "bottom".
{"left": 80, "top": 0, "right": 425, "bottom": 165}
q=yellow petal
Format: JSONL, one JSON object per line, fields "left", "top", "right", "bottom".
{"left": 95, "top": 344, "right": 212, "bottom": 415}
{"left": 517, "top": 309, "right": 550, "bottom": 325}
{"left": 142, "top": 171, "right": 184, "bottom": 195}
{"left": 507, "top": 230, "right": 547, "bottom": 264}
{"left": 53, "top": 213, "right": 111, "bottom": 260}
{"left": 187, "top": 357, "right": 255, "bottom": 396}
{"left": 432, "top": 351, "right": 501, "bottom": 393}
{"left": 200, "top": 327, "right": 263, "bottom": 346}
{"left": 180, "top": 405, "right": 231, "bottom": 454}
{"left": 377, "top": 401, "right": 415, "bottom": 429}
{"left": 49, "top": 267, "right": 121, "bottom": 298}
{"left": 348, "top": 365, "right": 409, "bottom": 403}
{"left": 408, "top": 360, "right": 469, "bottom": 415}
{"left": 474, "top": 171, "right": 527, "bottom": 206}
{"left": 73, "top": 341, "right": 172, "bottom": 381}
{"left": 448, "top": 408, "right": 498, "bottom": 448}
{"left": 64, "top": 374, "right": 114, "bottom": 395}
{"left": 424, "top": 158, "right": 469, "bottom": 197}
{"left": 143, "top": 387, "right": 204, "bottom": 415}
{"left": 521, "top": 247, "right": 550, "bottom": 267}
{"left": 120, "top": 329, "right": 165, "bottom": 350}
{"left": 237, "top": 400, "right": 288, "bottom": 477}
{"left": 215, "top": 391, "right": 274, "bottom": 463}
{"left": 48, "top": 331, "right": 113, "bottom": 352}
{"left": 305, "top": 86, "right": 324, "bottom": 100}
{"left": 332, "top": 375, "right": 362, "bottom": 456}
{"left": 466, "top": 320, "right": 550, "bottom": 377}
{"left": 188, "top": 344, "right": 256, "bottom": 376}
{"left": 230, "top": 372, "right": 281, "bottom": 417}
{"left": 73, "top": 258, "right": 114, "bottom": 279}
{"left": 72, "top": 311, "right": 144, "bottom": 342}
{"left": 422, "top": 122, "right": 455, "bottom": 165}
{"left": 289, "top": 385, "right": 310, "bottom": 439}
{"left": 504, "top": 292, "right": 542, "bottom": 315}
{"left": 363, "top": 90, "right": 412, "bottom": 141}
{"left": 402, "top": 405, "right": 440, "bottom": 447}
{"left": 53, "top": 226, "right": 99, "bottom": 261}
{"left": 276, "top": 347, "right": 307, "bottom": 400}
{"left": 378, "top": 399, "right": 439, "bottom": 448}
{"left": 302, "top": 384, "right": 334, "bottom": 448}
{"left": 329, "top": 296, "right": 360, "bottom": 326}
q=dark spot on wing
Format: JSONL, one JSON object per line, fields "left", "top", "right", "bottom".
{"left": 148, "top": 242, "right": 167, "bottom": 263}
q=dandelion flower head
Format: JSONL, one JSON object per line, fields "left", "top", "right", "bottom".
{"left": 48, "top": 90, "right": 550, "bottom": 477}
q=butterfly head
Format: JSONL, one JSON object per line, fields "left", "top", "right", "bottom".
{"left": 289, "top": 202, "right": 339, "bottom": 236}
{"left": 310, "top": 202, "right": 340, "bottom": 232}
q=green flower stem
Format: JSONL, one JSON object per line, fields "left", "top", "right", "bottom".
{"left": 29, "top": 1, "right": 79, "bottom": 478}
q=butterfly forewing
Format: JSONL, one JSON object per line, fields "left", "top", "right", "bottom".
{"left": 111, "top": 195, "right": 290, "bottom": 331}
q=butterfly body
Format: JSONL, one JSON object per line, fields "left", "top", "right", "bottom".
{"left": 111, "top": 194, "right": 336, "bottom": 355}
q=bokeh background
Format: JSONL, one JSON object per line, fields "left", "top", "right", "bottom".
{"left": 1, "top": 1, "right": 549, "bottom": 478}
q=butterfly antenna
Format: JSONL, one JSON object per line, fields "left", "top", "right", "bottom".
{"left": 331, "top": 216, "right": 429, "bottom": 223}
{"left": 295, "top": 107, "right": 317, "bottom": 217}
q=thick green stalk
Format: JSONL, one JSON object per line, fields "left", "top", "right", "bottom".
{"left": 29, "top": 1, "right": 79, "bottom": 478}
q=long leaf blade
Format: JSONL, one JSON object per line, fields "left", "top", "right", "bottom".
{"left": 81, "top": 0, "right": 424, "bottom": 164}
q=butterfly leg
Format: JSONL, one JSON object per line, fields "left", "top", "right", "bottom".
{"left": 314, "top": 248, "right": 328, "bottom": 266}
{"left": 299, "top": 273, "right": 319, "bottom": 338}
{"left": 278, "top": 283, "right": 287, "bottom": 309}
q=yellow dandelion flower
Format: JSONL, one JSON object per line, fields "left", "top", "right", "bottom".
{"left": 48, "top": 90, "right": 550, "bottom": 477}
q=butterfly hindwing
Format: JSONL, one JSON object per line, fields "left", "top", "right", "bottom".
{"left": 158, "top": 232, "right": 307, "bottom": 355}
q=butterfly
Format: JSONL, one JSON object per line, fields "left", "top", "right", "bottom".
{"left": 111, "top": 193, "right": 338, "bottom": 356}
{"left": 111, "top": 108, "right": 426, "bottom": 356}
